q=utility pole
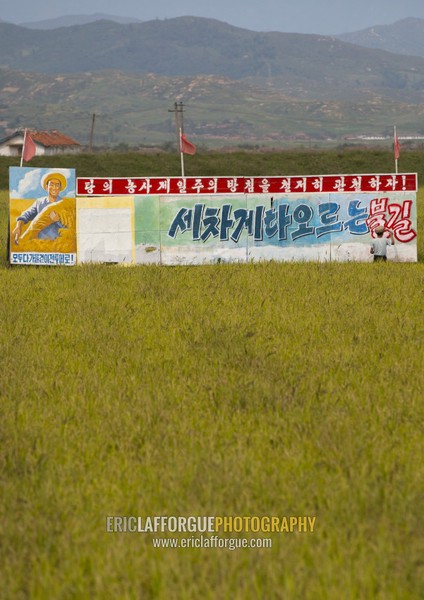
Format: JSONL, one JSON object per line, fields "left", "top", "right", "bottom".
{"left": 168, "top": 102, "right": 184, "bottom": 153}
{"left": 178, "top": 101, "right": 184, "bottom": 134}
{"left": 89, "top": 113, "right": 96, "bottom": 152}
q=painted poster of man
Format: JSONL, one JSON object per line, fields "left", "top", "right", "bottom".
{"left": 9, "top": 167, "right": 76, "bottom": 265}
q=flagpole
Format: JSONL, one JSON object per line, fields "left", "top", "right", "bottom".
{"left": 394, "top": 125, "right": 398, "bottom": 174}
{"left": 179, "top": 128, "right": 185, "bottom": 178}
{"left": 20, "top": 129, "right": 27, "bottom": 168}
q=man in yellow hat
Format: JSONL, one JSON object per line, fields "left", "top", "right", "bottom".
{"left": 12, "top": 171, "right": 68, "bottom": 244}
{"left": 370, "top": 225, "right": 395, "bottom": 262}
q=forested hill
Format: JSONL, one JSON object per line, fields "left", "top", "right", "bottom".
{"left": 1, "top": 16, "right": 424, "bottom": 103}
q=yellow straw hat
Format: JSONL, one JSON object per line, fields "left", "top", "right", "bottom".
{"left": 41, "top": 171, "right": 67, "bottom": 192}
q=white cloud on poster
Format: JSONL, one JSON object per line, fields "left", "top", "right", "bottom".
{"left": 10, "top": 168, "right": 74, "bottom": 199}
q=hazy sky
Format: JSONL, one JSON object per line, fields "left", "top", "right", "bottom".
{"left": 2, "top": 0, "right": 424, "bottom": 34}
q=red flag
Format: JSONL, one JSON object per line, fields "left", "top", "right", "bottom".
{"left": 180, "top": 132, "right": 196, "bottom": 155}
{"left": 394, "top": 131, "right": 400, "bottom": 161}
{"left": 23, "top": 131, "right": 36, "bottom": 162}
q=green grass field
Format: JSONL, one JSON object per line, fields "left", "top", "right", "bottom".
{"left": 1, "top": 152, "right": 423, "bottom": 599}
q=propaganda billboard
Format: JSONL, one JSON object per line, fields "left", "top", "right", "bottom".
{"left": 76, "top": 174, "right": 417, "bottom": 265}
{"left": 8, "top": 171, "right": 417, "bottom": 265}
{"left": 9, "top": 167, "right": 76, "bottom": 266}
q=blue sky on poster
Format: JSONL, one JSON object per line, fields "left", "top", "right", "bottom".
{"left": 2, "top": 0, "right": 424, "bottom": 34}
{"left": 10, "top": 168, "right": 75, "bottom": 199}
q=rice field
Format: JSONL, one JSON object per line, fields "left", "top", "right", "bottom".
{"left": 0, "top": 172, "right": 423, "bottom": 599}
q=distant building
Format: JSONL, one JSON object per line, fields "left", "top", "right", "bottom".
{"left": 0, "top": 129, "right": 81, "bottom": 157}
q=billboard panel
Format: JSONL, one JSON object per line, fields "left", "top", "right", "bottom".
{"left": 9, "top": 167, "right": 76, "bottom": 266}
{"left": 9, "top": 171, "right": 417, "bottom": 265}
{"left": 77, "top": 188, "right": 417, "bottom": 265}
{"left": 77, "top": 197, "right": 134, "bottom": 264}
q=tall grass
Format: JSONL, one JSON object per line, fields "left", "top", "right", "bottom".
{"left": 0, "top": 154, "right": 423, "bottom": 599}
{"left": 1, "top": 147, "right": 424, "bottom": 189}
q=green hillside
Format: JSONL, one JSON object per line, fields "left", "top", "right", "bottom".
{"left": 338, "top": 17, "right": 424, "bottom": 58}
{"left": 2, "top": 68, "right": 424, "bottom": 148}
{"left": 2, "top": 17, "right": 424, "bottom": 147}
{"left": 2, "top": 17, "right": 424, "bottom": 100}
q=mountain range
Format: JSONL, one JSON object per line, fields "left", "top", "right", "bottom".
{"left": 337, "top": 17, "right": 424, "bottom": 58}
{"left": 19, "top": 13, "right": 143, "bottom": 30}
{"left": 1, "top": 16, "right": 424, "bottom": 148}
{"left": 6, "top": 13, "right": 424, "bottom": 59}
